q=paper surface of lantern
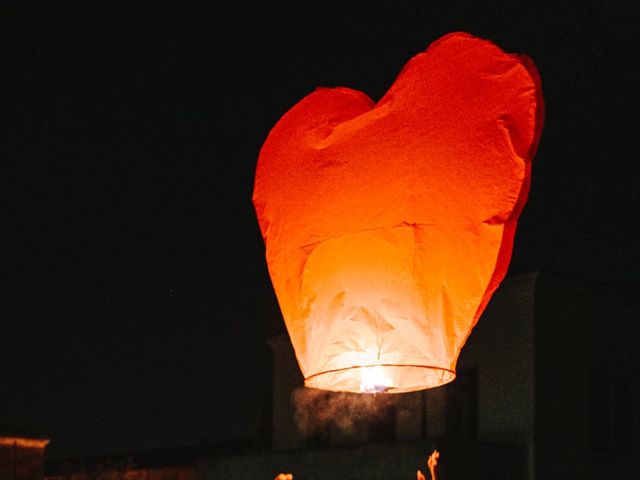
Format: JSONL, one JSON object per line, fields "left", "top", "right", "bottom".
{"left": 253, "top": 32, "right": 544, "bottom": 393}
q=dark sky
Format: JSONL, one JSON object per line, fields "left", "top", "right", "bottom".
{"left": 3, "top": 2, "right": 638, "bottom": 460}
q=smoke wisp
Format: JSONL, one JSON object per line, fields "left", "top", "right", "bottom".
{"left": 292, "top": 387, "right": 395, "bottom": 437}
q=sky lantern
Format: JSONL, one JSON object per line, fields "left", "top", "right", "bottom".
{"left": 253, "top": 32, "right": 544, "bottom": 393}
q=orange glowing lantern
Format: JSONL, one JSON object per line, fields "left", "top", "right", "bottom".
{"left": 253, "top": 32, "right": 544, "bottom": 393}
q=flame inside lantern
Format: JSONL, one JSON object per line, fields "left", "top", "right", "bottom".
{"left": 359, "top": 365, "right": 393, "bottom": 393}
{"left": 254, "top": 32, "right": 544, "bottom": 393}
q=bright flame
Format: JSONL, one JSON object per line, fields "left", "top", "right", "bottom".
{"left": 277, "top": 450, "right": 439, "bottom": 480}
{"left": 417, "top": 450, "right": 440, "bottom": 480}
{"left": 359, "top": 365, "right": 393, "bottom": 393}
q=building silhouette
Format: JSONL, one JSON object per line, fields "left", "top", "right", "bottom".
{"left": 8, "top": 271, "right": 638, "bottom": 479}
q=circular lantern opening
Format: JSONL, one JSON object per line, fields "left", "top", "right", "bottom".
{"left": 305, "top": 364, "right": 456, "bottom": 394}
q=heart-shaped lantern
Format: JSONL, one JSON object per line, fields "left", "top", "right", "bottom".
{"left": 253, "top": 32, "right": 544, "bottom": 393}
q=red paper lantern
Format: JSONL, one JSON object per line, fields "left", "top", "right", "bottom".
{"left": 253, "top": 32, "right": 544, "bottom": 393}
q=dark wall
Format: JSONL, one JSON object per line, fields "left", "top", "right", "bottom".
{"left": 535, "top": 273, "right": 640, "bottom": 479}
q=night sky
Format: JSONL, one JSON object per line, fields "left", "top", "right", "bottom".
{"left": 3, "top": 2, "right": 638, "bottom": 460}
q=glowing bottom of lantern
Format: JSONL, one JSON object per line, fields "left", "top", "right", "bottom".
{"left": 305, "top": 364, "right": 456, "bottom": 394}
